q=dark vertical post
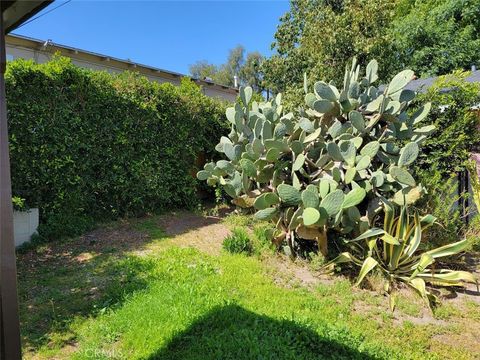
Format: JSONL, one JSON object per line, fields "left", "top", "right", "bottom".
{"left": 0, "top": 5, "right": 22, "bottom": 359}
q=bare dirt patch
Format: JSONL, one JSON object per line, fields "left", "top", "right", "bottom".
{"left": 158, "top": 211, "right": 223, "bottom": 237}
{"left": 262, "top": 254, "right": 335, "bottom": 289}
{"left": 135, "top": 211, "right": 232, "bottom": 256}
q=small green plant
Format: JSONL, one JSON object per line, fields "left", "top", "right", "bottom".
{"left": 12, "top": 196, "right": 28, "bottom": 211}
{"left": 326, "top": 199, "right": 478, "bottom": 309}
{"left": 251, "top": 223, "right": 276, "bottom": 254}
{"left": 466, "top": 215, "right": 480, "bottom": 251}
{"left": 308, "top": 251, "right": 327, "bottom": 271}
{"left": 223, "top": 228, "right": 252, "bottom": 255}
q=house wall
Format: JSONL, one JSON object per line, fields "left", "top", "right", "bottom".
{"left": 5, "top": 34, "right": 237, "bottom": 102}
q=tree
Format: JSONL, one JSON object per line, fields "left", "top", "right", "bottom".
{"left": 214, "top": 45, "right": 245, "bottom": 88}
{"left": 240, "top": 52, "right": 264, "bottom": 93}
{"left": 390, "top": 0, "right": 480, "bottom": 77}
{"left": 189, "top": 45, "right": 264, "bottom": 92}
{"left": 262, "top": 0, "right": 398, "bottom": 108}
{"left": 189, "top": 60, "right": 217, "bottom": 81}
{"left": 263, "top": 0, "right": 480, "bottom": 109}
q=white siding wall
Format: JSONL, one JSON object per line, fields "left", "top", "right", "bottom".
{"left": 6, "top": 43, "right": 236, "bottom": 102}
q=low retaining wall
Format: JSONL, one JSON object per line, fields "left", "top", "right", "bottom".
{"left": 13, "top": 208, "right": 39, "bottom": 246}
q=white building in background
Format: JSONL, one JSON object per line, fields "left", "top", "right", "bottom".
{"left": 5, "top": 33, "right": 238, "bottom": 102}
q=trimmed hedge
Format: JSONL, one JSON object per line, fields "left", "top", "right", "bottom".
{"left": 413, "top": 71, "right": 480, "bottom": 246}
{"left": 6, "top": 56, "right": 228, "bottom": 239}
{"left": 415, "top": 71, "right": 480, "bottom": 177}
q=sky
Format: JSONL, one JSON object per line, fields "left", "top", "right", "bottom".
{"left": 13, "top": 0, "right": 290, "bottom": 75}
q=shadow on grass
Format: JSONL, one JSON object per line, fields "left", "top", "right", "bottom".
{"left": 17, "top": 211, "right": 225, "bottom": 353}
{"left": 17, "top": 247, "right": 157, "bottom": 352}
{"left": 149, "top": 211, "right": 223, "bottom": 238}
{"left": 149, "top": 304, "right": 374, "bottom": 360}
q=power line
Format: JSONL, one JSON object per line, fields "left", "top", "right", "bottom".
{"left": 16, "top": 0, "right": 73, "bottom": 30}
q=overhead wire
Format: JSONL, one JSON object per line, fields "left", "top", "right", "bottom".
{"left": 15, "top": 0, "right": 72, "bottom": 29}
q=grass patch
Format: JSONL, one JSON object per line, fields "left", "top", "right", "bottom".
{"left": 132, "top": 217, "right": 167, "bottom": 240}
{"left": 18, "top": 212, "right": 480, "bottom": 360}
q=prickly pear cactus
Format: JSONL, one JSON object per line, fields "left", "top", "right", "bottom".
{"left": 197, "top": 59, "right": 434, "bottom": 256}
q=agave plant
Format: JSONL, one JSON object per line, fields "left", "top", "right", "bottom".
{"left": 326, "top": 199, "right": 478, "bottom": 309}
{"left": 197, "top": 58, "right": 434, "bottom": 256}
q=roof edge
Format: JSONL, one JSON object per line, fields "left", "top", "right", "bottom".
{"left": 7, "top": 32, "right": 239, "bottom": 94}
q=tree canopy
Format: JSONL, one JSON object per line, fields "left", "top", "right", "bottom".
{"left": 262, "top": 0, "right": 480, "bottom": 108}
{"left": 391, "top": 0, "right": 480, "bottom": 77}
{"left": 189, "top": 45, "right": 264, "bottom": 92}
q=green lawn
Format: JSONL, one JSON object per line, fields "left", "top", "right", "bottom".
{"left": 17, "top": 212, "right": 480, "bottom": 360}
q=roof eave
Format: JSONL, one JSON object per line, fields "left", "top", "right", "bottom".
{"left": 3, "top": 1, "right": 53, "bottom": 34}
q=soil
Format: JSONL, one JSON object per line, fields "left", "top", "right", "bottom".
{"left": 156, "top": 211, "right": 230, "bottom": 255}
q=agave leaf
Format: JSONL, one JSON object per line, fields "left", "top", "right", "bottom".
{"left": 349, "top": 228, "right": 385, "bottom": 242}
{"left": 322, "top": 252, "right": 362, "bottom": 273}
{"left": 417, "top": 270, "right": 478, "bottom": 285}
{"left": 408, "top": 278, "right": 431, "bottom": 306}
{"left": 420, "top": 214, "right": 437, "bottom": 229}
{"left": 355, "top": 257, "right": 378, "bottom": 286}
{"left": 380, "top": 197, "right": 396, "bottom": 234}
{"left": 406, "top": 211, "right": 422, "bottom": 256}
{"left": 409, "top": 253, "right": 435, "bottom": 279}
{"left": 389, "top": 293, "right": 396, "bottom": 312}
{"left": 380, "top": 233, "right": 400, "bottom": 245}
{"left": 425, "top": 239, "right": 469, "bottom": 259}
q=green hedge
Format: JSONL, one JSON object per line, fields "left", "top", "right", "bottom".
{"left": 414, "top": 71, "right": 480, "bottom": 245}
{"left": 6, "top": 56, "right": 228, "bottom": 239}
{"left": 416, "top": 71, "right": 480, "bottom": 177}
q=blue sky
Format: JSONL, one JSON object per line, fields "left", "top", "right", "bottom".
{"left": 14, "top": 0, "right": 290, "bottom": 75}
